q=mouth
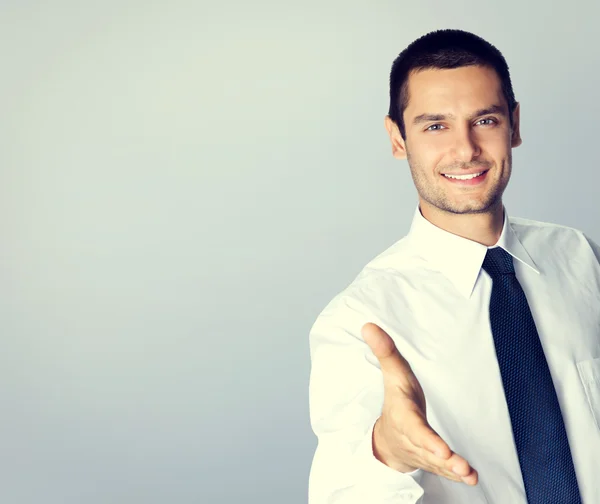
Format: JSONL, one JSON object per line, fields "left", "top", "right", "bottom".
{"left": 441, "top": 169, "right": 489, "bottom": 186}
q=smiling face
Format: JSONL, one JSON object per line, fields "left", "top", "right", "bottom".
{"left": 386, "top": 65, "right": 521, "bottom": 226}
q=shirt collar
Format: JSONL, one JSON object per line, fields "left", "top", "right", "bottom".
{"left": 407, "top": 203, "right": 540, "bottom": 299}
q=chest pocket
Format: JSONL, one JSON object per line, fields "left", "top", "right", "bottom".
{"left": 576, "top": 357, "right": 600, "bottom": 431}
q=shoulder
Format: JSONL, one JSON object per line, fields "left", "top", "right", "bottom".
{"left": 310, "top": 236, "right": 418, "bottom": 331}
{"left": 509, "top": 214, "right": 600, "bottom": 263}
{"left": 509, "top": 214, "right": 583, "bottom": 235}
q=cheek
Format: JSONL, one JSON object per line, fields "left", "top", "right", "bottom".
{"left": 419, "top": 137, "right": 449, "bottom": 154}
{"left": 485, "top": 135, "right": 512, "bottom": 156}
{"left": 419, "top": 137, "right": 458, "bottom": 165}
{"left": 409, "top": 145, "right": 443, "bottom": 170}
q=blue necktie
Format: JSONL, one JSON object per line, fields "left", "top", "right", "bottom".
{"left": 481, "top": 247, "right": 581, "bottom": 503}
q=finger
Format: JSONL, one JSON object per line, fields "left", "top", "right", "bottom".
{"left": 438, "top": 452, "right": 478, "bottom": 486}
{"left": 460, "top": 467, "right": 479, "bottom": 486}
{"left": 405, "top": 421, "right": 478, "bottom": 485}
{"left": 417, "top": 446, "right": 478, "bottom": 485}
{"left": 408, "top": 443, "right": 461, "bottom": 482}
{"left": 362, "top": 322, "right": 411, "bottom": 377}
{"left": 409, "top": 416, "right": 452, "bottom": 460}
{"left": 448, "top": 456, "right": 472, "bottom": 476}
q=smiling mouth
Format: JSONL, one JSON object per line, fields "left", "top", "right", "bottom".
{"left": 442, "top": 169, "right": 489, "bottom": 180}
{"left": 441, "top": 169, "right": 490, "bottom": 185}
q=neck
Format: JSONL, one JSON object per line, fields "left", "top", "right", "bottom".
{"left": 419, "top": 200, "right": 505, "bottom": 247}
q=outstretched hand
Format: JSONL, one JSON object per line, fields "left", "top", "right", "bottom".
{"left": 362, "top": 322, "right": 478, "bottom": 486}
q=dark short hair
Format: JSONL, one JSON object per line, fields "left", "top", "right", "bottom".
{"left": 388, "top": 29, "right": 517, "bottom": 139}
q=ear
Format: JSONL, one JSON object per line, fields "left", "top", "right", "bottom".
{"left": 511, "top": 102, "right": 522, "bottom": 148}
{"left": 384, "top": 116, "right": 408, "bottom": 159}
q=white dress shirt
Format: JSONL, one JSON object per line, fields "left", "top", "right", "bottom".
{"left": 308, "top": 203, "right": 600, "bottom": 504}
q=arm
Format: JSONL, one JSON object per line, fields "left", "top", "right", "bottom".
{"left": 307, "top": 291, "right": 425, "bottom": 504}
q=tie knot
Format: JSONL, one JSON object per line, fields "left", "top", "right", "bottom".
{"left": 482, "top": 247, "right": 515, "bottom": 278}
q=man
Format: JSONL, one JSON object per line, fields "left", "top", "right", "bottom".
{"left": 308, "top": 29, "right": 600, "bottom": 503}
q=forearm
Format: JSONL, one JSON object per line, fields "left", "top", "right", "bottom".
{"left": 309, "top": 419, "right": 424, "bottom": 504}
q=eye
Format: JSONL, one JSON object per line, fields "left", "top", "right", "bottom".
{"left": 426, "top": 124, "right": 445, "bottom": 131}
{"left": 476, "top": 117, "right": 498, "bottom": 126}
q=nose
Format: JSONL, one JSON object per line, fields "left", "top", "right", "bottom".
{"left": 452, "top": 128, "right": 481, "bottom": 162}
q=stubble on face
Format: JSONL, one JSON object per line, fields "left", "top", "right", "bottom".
{"left": 405, "top": 145, "right": 512, "bottom": 216}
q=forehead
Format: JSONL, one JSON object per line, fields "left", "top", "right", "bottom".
{"left": 404, "top": 65, "right": 505, "bottom": 118}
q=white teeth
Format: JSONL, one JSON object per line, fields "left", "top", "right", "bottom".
{"left": 443, "top": 171, "right": 484, "bottom": 180}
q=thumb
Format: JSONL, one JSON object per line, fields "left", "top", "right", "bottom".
{"left": 362, "top": 322, "right": 412, "bottom": 379}
{"left": 363, "top": 323, "right": 431, "bottom": 435}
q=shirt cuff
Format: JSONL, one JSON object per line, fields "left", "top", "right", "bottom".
{"left": 353, "top": 420, "right": 425, "bottom": 501}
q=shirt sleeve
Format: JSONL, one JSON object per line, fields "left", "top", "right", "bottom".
{"left": 583, "top": 232, "right": 600, "bottom": 265}
{"left": 308, "top": 287, "right": 425, "bottom": 504}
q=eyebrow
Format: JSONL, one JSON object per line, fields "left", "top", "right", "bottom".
{"left": 412, "top": 104, "right": 506, "bottom": 125}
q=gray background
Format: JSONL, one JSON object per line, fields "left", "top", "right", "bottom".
{"left": 2, "top": 1, "right": 599, "bottom": 503}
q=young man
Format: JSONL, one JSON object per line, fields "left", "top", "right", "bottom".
{"left": 308, "top": 29, "right": 600, "bottom": 504}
